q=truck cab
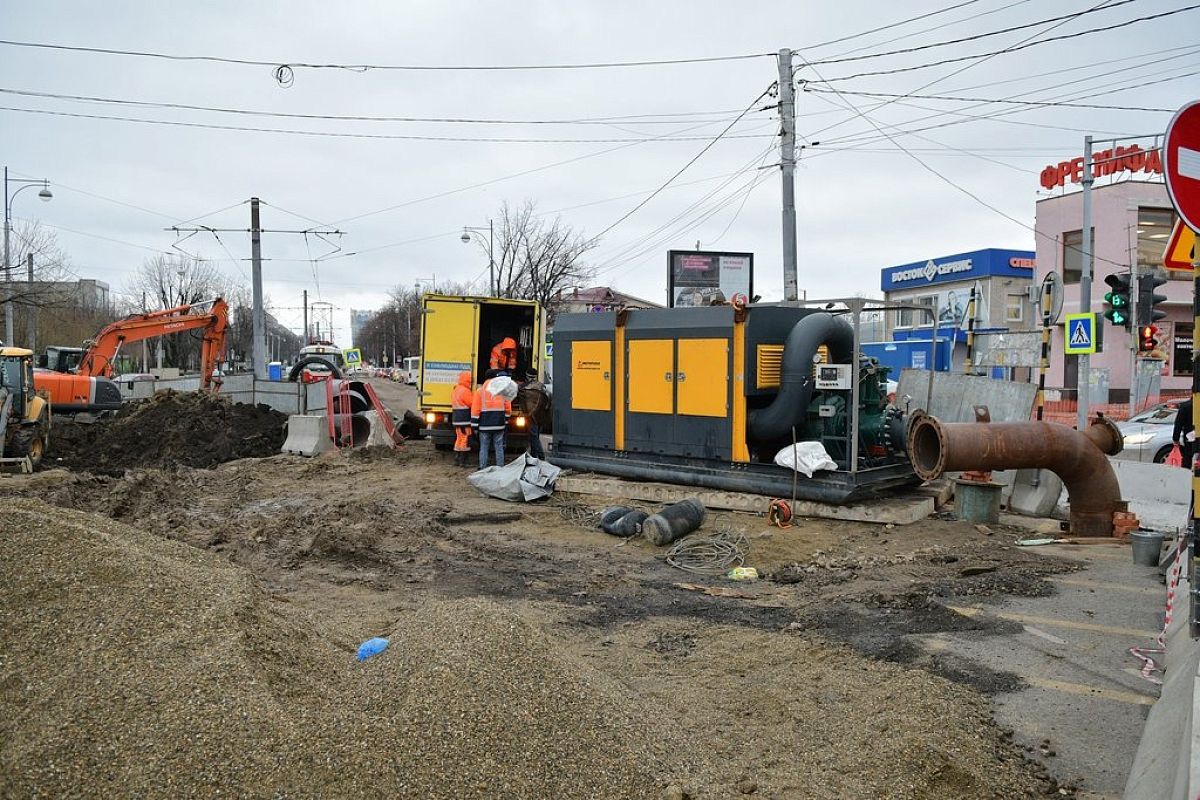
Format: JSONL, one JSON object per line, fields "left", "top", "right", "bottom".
{"left": 417, "top": 293, "right": 542, "bottom": 451}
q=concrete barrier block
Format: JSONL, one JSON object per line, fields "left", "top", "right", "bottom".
{"left": 281, "top": 414, "right": 335, "bottom": 456}
{"left": 1056, "top": 460, "right": 1190, "bottom": 533}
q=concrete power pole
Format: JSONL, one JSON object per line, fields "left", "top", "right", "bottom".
{"left": 778, "top": 48, "right": 799, "bottom": 303}
{"left": 302, "top": 289, "right": 308, "bottom": 345}
{"left": 25, "top": 253, "right": 34, "bottom": 352}
{"left": 1077, "top": 137, "right": 1094, "bottom": 430}
{"left": 250, "top": 197, "right": 266, "bottom": 379}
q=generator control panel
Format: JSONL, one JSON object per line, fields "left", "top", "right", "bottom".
{"left": 814, "top": 363, "right": 853, "bottom": 390}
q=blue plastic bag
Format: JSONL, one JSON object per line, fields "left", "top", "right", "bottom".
{"left": 356, "top": 637, "right": 389, "bottom": 662}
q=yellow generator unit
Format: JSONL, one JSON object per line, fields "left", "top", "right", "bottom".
{"left": 550, "top": 304, "right": 913, "bottom": 503}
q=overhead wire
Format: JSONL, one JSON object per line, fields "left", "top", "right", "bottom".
{"left": 793, "top": 47, "right": 1147, "bottom": 272}
{"left": 802, "top": 88, "right": 1175, "bottom": 113}
{"left": 806, "top": 4, "right": 1200, "bottom": 82}
{"left": 591, "top": 85, "right": 777, "bottom": 242}
{"left": 592, "top": 141, "right": 777, "bottom": 274}
{"left": 799, "top": 0, "right": 1129, "bottom": 144}
{"left": 805, "top": 0, "right": 1034, "bottom": 60}
{"left": 0, "top": 87, "right": 749, "bottom": 127}
{"left": 799, "top": 0, "right": 1139, "bottom": 66}
{"left": 0, "top": 105, "right": 777, "bottom": 144}
{"left": 0, "top": 38, "right": 774, "bottom": 71}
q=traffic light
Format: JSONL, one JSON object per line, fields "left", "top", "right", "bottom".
{"left": 1103, "top": 272, "right": 1133, "bottom": 329}
{"left": 1139, "top": 325, "right": 1159, "bottom": 353}
{"left": 1137, "top": 273, "right": 1168, "bottom": 325}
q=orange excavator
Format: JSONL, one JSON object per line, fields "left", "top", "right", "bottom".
{"left": 35, "top": 298, "right": 229, "bottom": 414}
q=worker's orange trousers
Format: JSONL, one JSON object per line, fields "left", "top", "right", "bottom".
{"left": 454, "top": 426, "right": 471, "bottom": 452}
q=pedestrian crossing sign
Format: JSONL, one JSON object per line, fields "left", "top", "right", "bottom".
{"left": 343, "top": 348, "right": 362, "bottom": 366}
{"left": 1064, "top": 313, "right": 1097, "bottom": 355}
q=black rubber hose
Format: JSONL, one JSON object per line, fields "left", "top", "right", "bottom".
{"left": 642, "top": 498, "right": 706, "bottom": 546}
{"left": 747, "top": 312, "right": 854, "bottom": 443}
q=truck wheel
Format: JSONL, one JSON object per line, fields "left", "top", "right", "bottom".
{"left": 10, "top": 425, "right": 46, "bottom": 468}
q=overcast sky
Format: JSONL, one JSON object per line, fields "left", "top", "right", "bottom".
{"left": 2, "top": 0, "right": 1195, "bottom": 343}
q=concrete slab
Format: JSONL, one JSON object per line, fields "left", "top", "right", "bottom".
{"left": 914, "top": 478, "right": 954, "bottom": 508}
{"left": 555, "top": 475, "right": 934, "bottom": 525}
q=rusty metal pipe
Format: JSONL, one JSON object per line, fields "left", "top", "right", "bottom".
{"left": 908, "top": 414, "right": 1124, "bottom": 537}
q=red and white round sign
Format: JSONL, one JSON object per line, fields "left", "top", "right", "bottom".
{"left": 1165, "top": 100, "right": 1200, "bottom": 233}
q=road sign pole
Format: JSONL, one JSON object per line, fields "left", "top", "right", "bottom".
{"left": 1160, "top": 99, "right": 1200, "bottom": 635}
{"left": 1078, "top": 136, "right": 1094, "bottom": 430}
{"left": 1192, "top": 236, "right": 1199, "bottom": 639}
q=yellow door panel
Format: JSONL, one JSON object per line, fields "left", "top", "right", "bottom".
{"left": 419, "top": 298, "right": 478, "bottom": 410}
{"left": 571, "top": 340, "right": 612, "bottom": 411}
{"left": 627, "top": 339, "right": 674, "bottom": 414}
{"left": 676, "top": 338, "right": 729, "bottom": 417}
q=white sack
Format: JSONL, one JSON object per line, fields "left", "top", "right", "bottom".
{"left": 773, "top": 441, "right": 837, "bottom": 478}
{"left": 467, "top": 453, "right": 562, "bottom": 502}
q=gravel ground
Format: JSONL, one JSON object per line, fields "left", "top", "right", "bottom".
{"left": 0, "top": 499, "right": 686, "bottom": 798}
{"left": 1, "top": 493, "right": 1061, "bottom": 798}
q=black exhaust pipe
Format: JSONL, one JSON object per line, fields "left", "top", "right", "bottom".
{"left": 747, "top": 312, "right": 854, "bottom": 443}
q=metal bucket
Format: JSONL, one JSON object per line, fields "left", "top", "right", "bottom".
{"left": 1130, "top": 530, "right": 1165, "bottom": 567}
{"left": 954, "top": 479, "right": 1002, "bottom": 524}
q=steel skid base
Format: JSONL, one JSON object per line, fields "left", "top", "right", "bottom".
{"left": 549, "top": 446, "right": 917, "bottom": 504}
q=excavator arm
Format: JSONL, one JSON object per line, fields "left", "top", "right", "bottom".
{"left": 78, "top": 298, "right": 230, "bottom": 389}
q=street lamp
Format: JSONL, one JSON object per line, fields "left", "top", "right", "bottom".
{"left": 461, "top": 220, "right": 494, "bottom": 297}
{"left": 3, "top": 167, "right": 53, "bottom": 345}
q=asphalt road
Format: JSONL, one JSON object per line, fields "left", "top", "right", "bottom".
{"left": 923, "top": 535, "right": 1169, "bottom": 799}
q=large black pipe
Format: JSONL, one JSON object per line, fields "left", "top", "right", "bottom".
{"left": 747, "top": 312, "right": 854, "bottom": 443}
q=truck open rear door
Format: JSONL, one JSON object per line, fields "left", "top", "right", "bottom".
{"left": 419, "top": 295, "right": 479, "bottom": 410}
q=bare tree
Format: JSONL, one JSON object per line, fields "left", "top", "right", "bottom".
{"left": 485, "top": 201, "right": 599, "bottom": 309}
{"left": 123, "top": 255, "right": 236, "bottom": 369}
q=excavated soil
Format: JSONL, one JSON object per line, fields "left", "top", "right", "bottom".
{"left": 1, "top": 498, "right": 1056, "bottom": 799}
{"left": 2, "top": 379, "right": 1083, "bottom": 797}
{"left": 47, "top": 390, "right": 287, "bottom": 475}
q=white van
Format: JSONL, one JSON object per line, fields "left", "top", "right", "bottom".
{"left": 403, "top": 356, "right": 421, "bottom": 386}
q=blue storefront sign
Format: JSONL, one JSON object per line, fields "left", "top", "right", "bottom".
{"left": 880, "top": 248, "right": 1035, "bottom": 292}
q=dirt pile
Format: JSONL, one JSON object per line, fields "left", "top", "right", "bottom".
{"left": 0, "top": 499, "right": 691, "bottom": 798}
{"left": 48, "top": 390, "right": 287, "bottom": 474}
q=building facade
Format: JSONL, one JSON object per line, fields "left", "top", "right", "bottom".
{"left": 349, "top": 308, "right": 373, "bottom": 349}
{"left": 878, "top": 248, "right": 1037, "bottom": 371}
{"left": 1033, "top": 180, "right": 1185, "bottom": 401}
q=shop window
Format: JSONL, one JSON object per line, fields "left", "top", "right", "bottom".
{"left": 1061, "top": 228, "right": 1094, "bottom": 285}
{"left": 1136, "top": 207, "right": 1185, "bottom": 279}
{"left": 1005, "top": 294, "right": 1024, "bottom": 324}
{"left": 895, "top": 295, "right": 935, "bottom": 328}
{"left": 1175, "top": 323, "right": 1193, "bottom": 377}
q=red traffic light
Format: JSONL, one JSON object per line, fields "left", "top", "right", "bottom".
{"left": 1139, "top": 325, "right": 1159, "bottom": 352}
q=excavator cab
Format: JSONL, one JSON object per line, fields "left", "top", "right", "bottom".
{"left": 0, "top": 347, "right": 50, "bottom": 470}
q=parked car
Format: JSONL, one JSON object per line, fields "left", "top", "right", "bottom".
{"left": 112, "top": 373, "right": 157, "bottom": 384}
{"left": 1115, "top": 400, "right": 1183, "bottom": 463}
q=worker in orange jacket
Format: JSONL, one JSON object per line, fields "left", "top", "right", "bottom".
{"left": 450, "top": 370, "right": 475, "bottom": 467}
{"left": 471, "top": 369, "right": 512, "bottom": 469}
{"left": 489, "top": 337, "right": 518, "bottom": 373}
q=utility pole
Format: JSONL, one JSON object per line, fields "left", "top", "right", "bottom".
{"left": 250, "top": 197, "right": 266, "bottom": 379}
{"left": 166, "top": 200, "right": 343, "bottom": 378}
{"left": 778, "top": 48, "right": 799, "bottom": 303}
{"left": 302, "top": 289, "right": 308, "bottom": 344}
{"left": 25, "top": 253, "right": 34, "bottom": 352}
{"left": 1077, "top": 136, "right": 1094, "bottom": 430}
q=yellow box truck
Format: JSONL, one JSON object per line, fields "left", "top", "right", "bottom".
{"left": 418, "top": 293, "right": 543, "bottom": 450}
